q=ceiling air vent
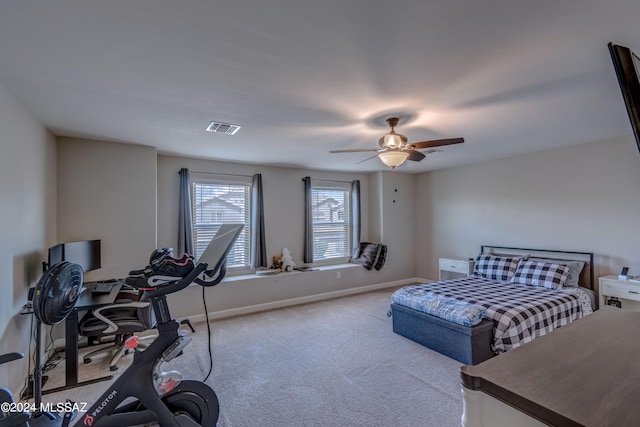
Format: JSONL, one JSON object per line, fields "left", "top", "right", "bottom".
{"left": 206, "top": 121, "right": 241, "bottom": 135}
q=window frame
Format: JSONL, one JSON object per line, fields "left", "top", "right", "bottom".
{"left": 190, "top": 173, "right": 253, "bottom": 274}
{"left": 309, "top": 180, "right": 352, "bottom": 265}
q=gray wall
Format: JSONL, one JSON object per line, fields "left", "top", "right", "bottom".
{"left": 416, "top": 135, "right": 640, "bottom": 291}
{"left": 49, "top": 143, "right": 419, "bottom": 325}
{"left": 157, "top": 155, "right": 416, "bottom": 318}
{"left": 57, "top": 138, "right": 158, "bottom": 281}
{"left": 0, "top": 83, "right": 56, "bottom": 392}
{"left": 369, "top": 171, "right": 416, "bottom": 275}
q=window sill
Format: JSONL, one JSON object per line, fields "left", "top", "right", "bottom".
{"left": 222, "top": 263, "right": 360, "bottom": 282}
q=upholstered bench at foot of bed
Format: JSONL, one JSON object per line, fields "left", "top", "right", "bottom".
{"left": 390, "top": 303, "right": 495, "bottom": 365}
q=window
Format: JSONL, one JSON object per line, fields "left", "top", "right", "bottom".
{"left": 311, "top": 184, "right": 351, "bottom": 262}
{"left": 191, "top": 174, "right": 251, "bottom": 269}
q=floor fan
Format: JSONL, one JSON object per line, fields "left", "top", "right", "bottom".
{"left": 29, "top": 262, "right": 83, "bottom": 427}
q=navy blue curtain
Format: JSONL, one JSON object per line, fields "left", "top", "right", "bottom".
{"left": 251, "top": 173, "right": 267, "bottom": 268}
{"left": 303, "top": 176, "right": 313, "bottom": 263}
{"left": 351, "top": 180, "right": 361, "bottom": 258}
{"left": 178, "top": 168, "right": 194, "bottom": 256}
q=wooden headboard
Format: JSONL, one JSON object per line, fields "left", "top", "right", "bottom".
{"left": 480, "top": 245, "right": 595, "bottom": 292}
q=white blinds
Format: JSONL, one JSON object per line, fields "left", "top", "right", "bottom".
{"left": 311, "top": 187, "right": 351, "bottom": 261}
{"left": 191, "top": 179, "right": 251, "bottom": 268}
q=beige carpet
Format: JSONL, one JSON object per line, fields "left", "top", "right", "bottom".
{"left": 38, "top": 287, "right": 465, "bottom": 426}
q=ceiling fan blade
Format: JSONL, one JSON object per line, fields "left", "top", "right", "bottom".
{"left": 406, "top": 150, "right": 426, "bottom": 162}
{"left": 330, "top": 148, "right": 380, "bottom": 153}
{"left": 356, "top": 154, "right": 380, "bottom": 164}
{"left": 410, "top": 137, "right": 464, "bottom": 149}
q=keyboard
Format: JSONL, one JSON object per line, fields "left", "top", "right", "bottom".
{"left": 88, "top": 280, "right": 119, "bottom": 295}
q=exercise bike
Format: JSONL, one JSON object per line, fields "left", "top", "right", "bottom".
{"left": 27, "top": 224, "right": 244, "bottom": 427}
{"left": 75, "top": 260, "right": 221, "bottom": 427}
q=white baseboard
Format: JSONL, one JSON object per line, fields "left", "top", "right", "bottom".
{"left": 53, "top": 277, "right": 430, "bottom": 350}
{"left": 184, "top": 277, "right": 425, "bottom": 323}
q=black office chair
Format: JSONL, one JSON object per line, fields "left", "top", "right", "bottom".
{"left": 78, "top": 289, "right": 156, "bottom": 371}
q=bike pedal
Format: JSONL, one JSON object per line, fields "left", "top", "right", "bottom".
{"left": 180, "top": 319, "right": 196, "bottom": 333}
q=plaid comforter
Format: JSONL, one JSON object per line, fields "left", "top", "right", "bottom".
{"left": 392, "top": 276, "right": 593, "bottom": 353}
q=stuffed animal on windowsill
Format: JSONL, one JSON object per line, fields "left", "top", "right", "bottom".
{"left": 271, "top": 255, "right": 283, "bottom": 271}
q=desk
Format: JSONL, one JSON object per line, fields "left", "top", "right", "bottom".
{"left": 43, "top": 283, "right": 122, "bottom": 395}
{"left": 460, "top": 308, "right": 640, "bottom": 427}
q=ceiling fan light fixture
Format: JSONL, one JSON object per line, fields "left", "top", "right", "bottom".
{"left": 329, "top": 116, "right": 464, "bottom": 169}
{"left": 378, "top": 150, "right": 409, "bottom": 169}
{"left": 379, "top": 132, "right": 407, "bottom": 149}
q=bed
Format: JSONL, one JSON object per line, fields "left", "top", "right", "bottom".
{"left": 390, "top": 246, "right": 595, "bottom": 365}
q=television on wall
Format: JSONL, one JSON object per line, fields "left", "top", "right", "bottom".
{"left": 608, "top": 42, "right": 640, "bottom": 154}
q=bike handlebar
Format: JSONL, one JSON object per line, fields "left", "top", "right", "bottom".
{"left": 144, "top": 261, "right": 226, "bottom": 298}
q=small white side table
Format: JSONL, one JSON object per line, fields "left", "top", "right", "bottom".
{"left": 439, "top": 258, "right": 475, "bottom": 281}
{"left": 599, "top": 275, "right": 640, "bottom": 310}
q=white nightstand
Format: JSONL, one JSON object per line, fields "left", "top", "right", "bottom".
{"left": 439, "top": 258, "right": 475, "bottom": 281}
{"left": 599, "top": 275, "right": 640, "bottom": 310}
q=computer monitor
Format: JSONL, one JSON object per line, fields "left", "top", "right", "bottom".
{"left": 47, "top": 240, "right": 101, "bottom": 272}
{"left": 198, "top": 224, "right": 244, "bottom": 274}
{"left": 48, "top": 243, "right": 64, "bottom": 268}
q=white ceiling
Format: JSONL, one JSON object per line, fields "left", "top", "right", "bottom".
{"left": 1, "top": 0, "right": 639, "bottom": 173}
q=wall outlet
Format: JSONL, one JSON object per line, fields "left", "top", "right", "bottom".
{"left": 336, "top": 271, "right": 341, "bottom": 279}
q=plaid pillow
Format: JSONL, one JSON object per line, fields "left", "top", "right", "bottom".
{"left": 473, "top": 254, "right": 520, "bottom": 281}
{"left": 374, "top": 245, "right": 387, "bottom": 271}
{"left": 510, "top": 259, "right": 570, "bottom": 289}
{"left": 529, "top": 258, "right": 585, "bottom": 287}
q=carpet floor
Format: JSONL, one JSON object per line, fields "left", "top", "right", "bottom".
{"left": 38, "top": 287, "right": 465, "bottom": 426}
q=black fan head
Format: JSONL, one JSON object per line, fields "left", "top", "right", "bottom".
{"left": 33, "top": 261, "right": 83, "bottom": 325}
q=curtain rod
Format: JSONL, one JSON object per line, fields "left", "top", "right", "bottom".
{"left": 184, "top": 170, "right": 255, "bottom": 179}
{"left": 302, "top": 177, "right": 356, "bottom": 184}
{"left": 185, "top": 170, "right": 353, "bottom": 183}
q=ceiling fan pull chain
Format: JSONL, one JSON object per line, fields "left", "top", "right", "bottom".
{"left": 392, "top": 169, "right": 398, "bottom": 204}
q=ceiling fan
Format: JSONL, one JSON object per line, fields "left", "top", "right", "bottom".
{"left": 330, "top": 117, "right": 464, "bottom": 169}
